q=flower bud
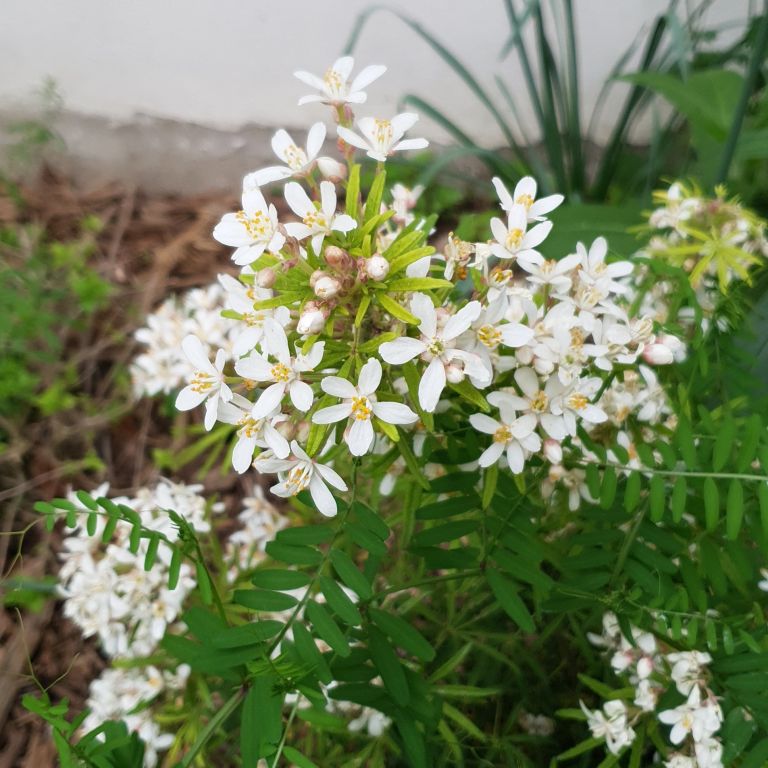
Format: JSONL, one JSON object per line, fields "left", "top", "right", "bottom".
{"left": 275, "top": 420, "right": 296, "bottom": 440}
{"left": 365, "top": 255, "right": 390, "bottom": 282}
{"left": 256, "top": 267, "right": 276, "bottom": 289}
{"left": 642, "top": 343, "right": 674, "bottom": 366}
{"left": 297, "top": 308, "right": 326, "bottom": 335}
{"left": 543, "top": 438, "right": 563, "bottom": 464}
{"left": 317, "top": 156, "right": 347, "bottom": 182}
{"left": 324, "top": 246, "right": 352, "bottom": 270}
{"left": 309, "top": 270, "right": 328, "bottom": 289}
{"left": 658, "top": 333, "right": 686, "bottom": 361}
{"left": 445, "top": 363, "right": 465, "bottom": 384}
{"left": 314, "top": 276, "right": 341, "bottom": 300}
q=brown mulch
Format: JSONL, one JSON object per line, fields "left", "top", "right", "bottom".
{"left": 0, "top": 166, "right": 254, "bottom": 766}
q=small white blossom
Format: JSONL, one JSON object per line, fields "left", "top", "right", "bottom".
{"left": 313, "top": 358, "right": 418, "bottom": 456}
{"left": 213, "top": 187, "right": 285, "bottom": 266}
{"left": 246, "top": 122, "right": 328, "bottom": 186}
{"left": 256, "top": 440, "right": 348, "bottom": 517}
{"left": 284, "top": 180, "right": 357, "bottom": 254}
{"left": 379, "top": 293, "right": 488, "bottom": 412}
{"left": 489, "top": 204, "right": 552, "bottom": 262}
{"left": 492, "top": 176, "right": 563, "bottom": 221}
{"left": 235, "top": 319, "right": 324, "bottom": 418}
{"left": 337, "top": 113, "right": 428, "bottom": 162}
{"left": 175, "top": 335, "right": 233, "bottom": 430}
{"left": 295, "top": 56, "right": 386, "bottom": 106}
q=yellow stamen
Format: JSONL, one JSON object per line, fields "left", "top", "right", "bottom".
{"left": 236, "top": 209, "right": 271, "bottom": 240}
{"left": 567, "top": 393, "right": 588, "bottom": 411}
{"left": 190, "top": 372, "right": 214, "bottom": 393}
{"left": 505, "top": 228, "right": 524, "bottom": 251}
{"left": 493, "top": 425, "right": 512, "bottom": 444}
{"left": 270, "top": 363, "right": 291, "bottom": 382}
{"left": 477, "top": 324, "right": 502, "bottom": 348}
{"left": 531, "top": 392, "right": 549, "bottom": 412}
{"left": 516, "top": 193, "right": 534, "bottom": 209}
{"left": 351, "top": 396, "right": 372, "bottom": 421}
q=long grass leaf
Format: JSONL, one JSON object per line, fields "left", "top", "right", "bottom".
{"left": 563, "top": 0, "right": 585, "bottom": 193}
{"left": 345, "top": 6, "right": 520, "bottom": 152}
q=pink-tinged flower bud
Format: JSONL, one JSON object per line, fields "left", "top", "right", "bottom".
{"left": 314, "top": 276, "right": 341, "bottom": 300}
{"left": 365, "top": 255, "right": 390, "bottom": 281}
{"left": 543, "top": 438, "right": 563, "bottom": 464}
{"left": 324, "top": 246, "right": 352, "bottom": 270}
{"left": 636, "top": 656, "right": 654, "bottom": 679}
{"left": 642, "top": 343, "right": 674, "bottom": 365}
{"left": 256, "top": 267, "right": 276, "bottom": 289}
{"left": 445, "top": 363, "right": 465, "bottom": 384}
{"left": 309, "top": 270, "right": 328, "bottom": 289}
{"left": 297, "top": 309, "right": 326, "bottom": 335}
{"left": 275, "top": 420, "right": 296, "bottom": 440}
{"left": 658, "top": 333, "right": 686, "bottom": 361}
{"left": 317, "top": 156, "right": 347, "bottom": 182}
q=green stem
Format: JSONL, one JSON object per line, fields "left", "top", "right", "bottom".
{"left": 715, "top": 0, "right": 768, "bottom": 184}
{"left": 581, "top": 462, "right": 768, "bottom": 483}
{"left": 270, "top": 696, "right": 302, "bottom": 768}
{"left": 368, "top": 569, "right": 482, "bottom": 601}
{"left": 179, "top": 686, "right": 246, "bottom": 767}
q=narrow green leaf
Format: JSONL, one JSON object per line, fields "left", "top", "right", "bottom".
{"left": 75, "top": 490, "right": 98, "bottom": 511}
{"left": 671, "top": 476, "right": 687, "bottom": 523}
{"left": 599, "top": 466, "right": 617, "bottom": 509}
{"left": 265, "top": 542, "right": 323, "bottom": 566}
{"left": 329, "top": 550, "right": 373, "bottom": 600}
{"left": 624, "top": 471, "right": 641, "bottom": 512}
{"left": 485, "top": 568, "right": 535, "bottom": 633}
{"left": 143, "top": 534, "right": 159, "bottom": 571}
{"left": 251, "top": 569, "right": 311, "bottom": 590}
{"left": 713, "top": 419, "right": 735, "bottom": 471}
{"left": 377, "top": 294, "right": 419, "bottom": 325}
{"left": 364, "top": 168, "right": 386, "bottom": 222}
{"left": 345, "top": 164, "right": 360, "bottom": 220}
{"left": 234, "top": 589, "right": 298, "bottom": 612}
{"left": 726, "top": 479, "right": 744, "bottom": 540}
{"left": 704, "top": 477, "right": 719, "bottom": 531}
{"left": 482, "top": 464, "right": 498, "bottom": 510}
{"left": 318, "top": 576, "right": 362, "bottom": 626}
{"left": 242, "top": 676, "right": 283, "bottom": 760}
{"left": 368, "top": 626, "right": 409, "bottom": 706}
{"left": 306, "top": 600, "right": 350, "bottom": 657}
{"left": 370, "top": 608, "right": 436, "bottom": 662}
{"left": 282, "top": 747, "right": 319, "bottom": 768}
{"left": 649, "top": 475, "right": 665, "bottom": 522}
{"left": 387, "top": 277, "right": 453, "bottom": 292}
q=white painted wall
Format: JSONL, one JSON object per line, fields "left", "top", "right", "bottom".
{"left": 0, "top": 1, "right": 752, "bottom": 189}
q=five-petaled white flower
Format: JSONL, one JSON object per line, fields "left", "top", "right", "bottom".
{"left": 217, "top": 393, "right": 290, "bottom": 472}
{"left": 379, "top": 293, "right": 488, "bottom": 412}
{"left": 500, "top": 367, "right": 567, "bottom": 440}
{"left": 469, "top": 394, "right": 540, "bottom": 472}
{"left": 213, "top": 187, "right": 285, "bottom": 266}
{"left": 284, "top": 181, "right": 357, "bottom": 254}
{"left": 256, "top": 440, "right": 348, "bottom": 517}
{"left": 489, "top": 204, "right": 553, "bottom": 262}
{"left": 576, "top": 236, "right": 633, "bottom": 295}
{"left": 175, "top": 335, "right": 233, "bottom": 430}
{"left": 313, "top": 358, "right": 418, "bottom": 456}
{"left": 337, "top": 113, "right": 429, "bottom": 163}
{"left": 295, "top": 56, "right": 386, "bottom": 106}
{"left": 493, "top": 176, "right": 564, "bottom": 222}
{"left": 234, "top": 319, "right": 324, "bottom": 418}
{"left": 246, "top": 123, "right": 328, "bottom": 187}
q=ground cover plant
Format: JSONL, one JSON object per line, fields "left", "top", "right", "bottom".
{"left": 16, "top": 47, "right": 768, "bottom": 768}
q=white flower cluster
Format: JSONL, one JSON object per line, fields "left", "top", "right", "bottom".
{"left": 59, "top": 480, "right": 212, "bottom": 657}
{"left": 81, "top": 665, "right": 190, "bottom": 768}
{"left": 130, "top": 284, "right": 232, "bottom": 398}
{"left": 582, "top": 613, "right": 724, "bottom": 767}
{"left": 638, "top": 181, "right": 768, "bottom": 327}
{"left": 60, "top": 482, "right": 294, "bottom": 766}
{"left": 169, "top": 55, "right": 682, "bottom": 518}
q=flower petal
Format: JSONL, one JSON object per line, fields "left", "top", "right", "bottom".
{"left": 289, "top": 379, "right": 314, "bottom": 411}
{"left": 469, "top": 413, "right": 500, "bottom": 435}
{"left": 306, "top": 122, "right": 327, "bottom": 159}
{"left": 251, "top": 382, "right": 286, "bottom": 419}
{"left": 350, "top": 64, "right": 386, "bottom": 93}
{"left": 232, "top": 436, "right": 257, "bottom": 474}
{"left": 284, "top": 181, "right": 313, "bottom": 218}
{"left": 309, "top": 474, "right": 338, "bottom": 517}
{"left": 312, "top": 403, "right": 353, "bottom": 424}
{"left": 418, "top": 358, "right": 446, "bottom": 413}
{"left": 357, "top": 358, "right": 382, "bottom": 395}
{"left": 347, "top": 417, "right": 374, "bottom": 456}
{"left": 182, "top": 335, "right": 214, "bottom": 373}
{"left": 175, "top": 385, "right": 207, "bottom": 412}
{"left": 410, "top": 292, "right": 437, "bottom": 337}
{"left": 321, "top": 376, "right": 357, "bottom": 399}
{"left": 372, "top": 401, "right": 417, "bottom": 425}
{"left": 379, "top": 337, "right": 426, "bottom": 365}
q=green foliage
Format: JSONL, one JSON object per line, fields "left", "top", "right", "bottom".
{"left": 0, "top": 215, "right": 112, "bottom": 421}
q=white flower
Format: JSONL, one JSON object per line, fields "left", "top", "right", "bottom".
{"left": 391, "top": 183, "right": 424, "bottom": 225}
{"left": 758, "top": 567, "right": 768, "bottom": 592}
{"left": 694, "top": 737, "right": 724, "bottom": 768}
{"left": 576, "top": 237, "right": 633, "bottom": 295}
{"left": 284, "top": 181, "right": 357, "bottom": 254}
{"left": 667, "top": 651, "right": 712, "bottom": 696}
{"left": 234, "top": 319, "right": 324, "bottom": 418}
{"left": 217, "top": 393, "right": 290, "bottom": 471}
{"left": 634, "top": 678, "right": 659, "bottom": 712}
{"left": 217, "top": 273, "right": 290, "bottom": 358}
{"left": 213, "top": 187, "right": 285, "bottom": 266}
{"left": 499, "top": 367, "right": 566, "bottom": 440}
{"left": 469, "top": 396, "right": 540, "bottom": 473}
{"left": 379, "top": 293, "right": 488, "bottom": 412}
{"left": 549, "top": 377, "right": 608, "bottom": 436}
{"left": 337, "top": 113, "right": 428, "bottom": 163}
{"left": 580, "top": 699, "right": 635, "bottom": 755}
{"left": 642, "top": 342, "right": 675, "bottom": 365}
{"left": 175, "top": 335, "right": 233, "bottom": 430}
{"left": 257, "top": 440, "right": 348, "bottom": 517}
{"left": 246, "top": 123, "right": 328, "bottom": 186}
{"left": 443, "top": 233, "right": 476, "bottom": 281}
{"left": 295, "top": 56, "right": 386, "bottom": 106}
{"left": 518, "top": 252, "right": 580, "bottom": 294}
{"left": 492, "top": 176, "right": 563, "bottom": 221}
{"left": 313, "top": 358, "right": 418, "bottom": 456}
{"left": 489, "top": 204, "right": 552, "bottom": 262}
{"left": 659, "top": 686, "right": 715, "bottom": 745}
{"left": 664, "top": 756, "right": 697, "bottom": 768}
